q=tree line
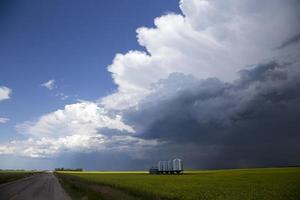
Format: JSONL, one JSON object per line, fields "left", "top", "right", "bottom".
{"left": 54, "top": 168, "right": 83, "bottom": 171}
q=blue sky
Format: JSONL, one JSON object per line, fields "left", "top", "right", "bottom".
{"left": 0, "top": 0, "right": 180, "bottom": 142}
{"left": 0, "top": 0, "right": 299, "bottom": 170}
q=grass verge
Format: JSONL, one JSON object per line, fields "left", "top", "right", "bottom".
{"left": 55, "top": 172, "right": 144, "bottom": 200}
{"left": 0, "top": 170, "right": 39, "bottom": 184}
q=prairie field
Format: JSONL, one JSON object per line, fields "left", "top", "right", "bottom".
{"left": 57, "top": 167, "right": 300, "bottom": 200}
{"left": 0, "top": 170, "right": 38, "bottom": 184}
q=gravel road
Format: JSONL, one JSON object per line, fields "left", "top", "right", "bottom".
{"left": 0, "top": 173, "right": 71, "bottom": 200}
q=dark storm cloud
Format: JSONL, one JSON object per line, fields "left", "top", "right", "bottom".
{"left": 123, "top": 60, "right": 300, "bottom": 169}
{"left": 276, "top": 33, "right": 300, "bottom": 49}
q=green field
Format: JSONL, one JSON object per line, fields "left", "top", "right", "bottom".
{"left": 0, "top": 170, "right": 38, "bottom": 184}
{"left": 57, "top": 167, "right": 300, "bottom": 200}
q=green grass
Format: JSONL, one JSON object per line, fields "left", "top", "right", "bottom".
{"left": 58, "top": 167, "right": 300, "bottom": 200}
{"left": 0, "top": 170, "right": 39, "bottom": 184}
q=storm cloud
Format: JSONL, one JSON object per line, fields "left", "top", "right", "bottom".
{"left": 123, "top": 60, "right": 300, "bottom": 168}
{"left": 276, "top": 33, "right": 300, "bottom": 49}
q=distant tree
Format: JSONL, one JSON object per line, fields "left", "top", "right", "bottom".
{"left": 54, "top": 168, "right": 83, "bottom": 171}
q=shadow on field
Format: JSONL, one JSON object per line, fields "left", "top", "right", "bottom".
{"left": 55, "top": 173, "right": 146, "bottom": 200}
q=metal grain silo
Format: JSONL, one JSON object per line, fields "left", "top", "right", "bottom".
{"left": 162, "top": 161, "right": 168, "bottom": 172}
{"left": 167, "top": 160, "right": 173, "bottom": 172}
{"left": 173, "top": 158, "right": 183, "bottom": 173}
{"left": 158, "top": 161, "right": 163, "bottom": 172}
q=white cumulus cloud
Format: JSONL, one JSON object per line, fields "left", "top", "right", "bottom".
{"left": 0, "top": 117, "right": 9, "bottom": 124}
{"left": 0, "top": 101, "right": 159, "bottom": 157}
{"left": 103, "top": 0, "right": 299, "bottom": 110}
{"left": 0, "top": 86, "right": 12, "bottom": 101}
{"left": 16, "top": 101, "right": 134, "bottom": 137}
{"left": 41, "top": 79, "right": 55, "bottom": 90}
{"left": 0, "top": 87, "right": 11, "bottom": 125}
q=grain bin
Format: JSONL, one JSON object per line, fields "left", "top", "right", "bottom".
{"left": 158, "top": 161, "right": 163, "bottom": 172}
{"left": 167, "top": 160, "right": 173, "bottom": 172}
{"left": 162, "top": 161, "right": 168, "bottom": 172}
{"left": 173, "top": 158, "right": 183, "bottom": 173}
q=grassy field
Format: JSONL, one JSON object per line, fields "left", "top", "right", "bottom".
{"left": 0, "top": 170, "right": 38, "bottom": 184}
{"left": 57, "top": 167, "right": 300, "bottom": 200}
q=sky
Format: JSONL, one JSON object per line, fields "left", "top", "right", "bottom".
{"left": 0, "top": 0, "right": 300, "bottom": 170}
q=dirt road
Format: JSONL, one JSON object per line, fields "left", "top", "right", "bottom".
{"left": 0, "top": 173, "right": 71, "bottom": 200}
